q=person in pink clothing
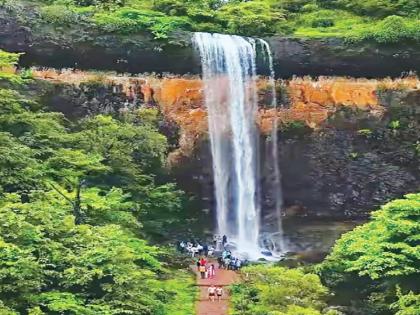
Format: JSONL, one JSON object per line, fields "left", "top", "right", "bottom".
{"left": 209, "top": 263, "right": 216, "bottom": 278}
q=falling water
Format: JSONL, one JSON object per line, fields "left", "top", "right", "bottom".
{"left": 259, "top": 39, "right": 286, "bottom": 253}
{"left": 193, "top": 32, "right": 261, "bottom": 257}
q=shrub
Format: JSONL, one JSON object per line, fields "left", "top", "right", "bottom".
{"left": 74, "top": 0, "right": 125, "bottom": 7}
{"left": 318, "top": 194, "right": 420, "bottom": 313}
{"left": 317, "top": 0, "right": 420, "bottom": 18}
{"left": 93, "top": 8, "right": 192, "bottom": 38}
{"left": 392, "top": 288, "right": 420, "bottom": 315}
{"left": 230, "top": 265, "right": 331, "bottom": 315}
{"left": 216, "top": 0, "right": 285, "bottom": 36}
{"left": 358, "top": 15, "right": 420, "bottom": 43}
{"left": 40, "top": 5, "right": 81, "bottom": 24}
{"left": 311, "top": 18, "right": 334, "bottom": 27}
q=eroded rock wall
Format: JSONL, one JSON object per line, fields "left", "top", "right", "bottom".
{"left": 31, "top": 69, "right": 420, "bottom": 218}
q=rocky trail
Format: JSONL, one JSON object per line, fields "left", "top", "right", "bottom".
{"left": 192, "top": 261, "right": 239, "bottom": 315}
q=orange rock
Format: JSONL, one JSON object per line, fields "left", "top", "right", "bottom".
{"left": 30, "top": 68, "right": 420, "bottom": 162}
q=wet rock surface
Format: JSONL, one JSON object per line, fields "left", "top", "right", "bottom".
{"left": 173, "top": 90, "right": 420, "bottom": 219}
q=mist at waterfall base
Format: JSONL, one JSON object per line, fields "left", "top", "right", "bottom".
{"left": 193, "top": 32, "right": 285, "bottom": 260}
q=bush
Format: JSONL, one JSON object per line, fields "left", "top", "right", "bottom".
{"left": 40, "top": 5, "right": 81, "bottom": 24}
{"left": 74, "top": 0, "right": 125, "bottom": 7}
{"left": 216, "top": 1, "right": 285, "bottom": 36}
{"left": 356, "top": 15, "right": 420, "bottom": 43}
{"left": 230, "top": 265, "right": 331, "bottom": 315}
{"left": 392, "top": 288, "right": 420, "bottom": 315}
{"left": 93, "top": 8, "right": 192, "bottom": 38}
{"left": 318, "top": 193, "right": 420, "bottom": 313}
{"left": 317, "top": 0, "right": 420, "bottom": 18}
{"left": 311, "top": 18, "right": 334, "bottom": 27}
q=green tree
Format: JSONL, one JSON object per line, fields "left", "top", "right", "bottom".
{"left": 231, "top": 265, "right": 331, "bottom": 315}
{"left": 318, "top": 193, "right": 420, "bottom": 314}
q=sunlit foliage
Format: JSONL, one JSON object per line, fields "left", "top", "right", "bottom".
{"left": 230, "top": 265, "right": 337, "bottom": 315}
{"left": 318, "top": 193, "right": 420, "bottom": 314}
{"left": 0, "top": 50, "right": 195, "bottom": 314}
{"left": 15, "top": 0, "right": 419, "bottom": 42}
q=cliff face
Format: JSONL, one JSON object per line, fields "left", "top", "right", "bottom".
{"left": 31, "top": 69, "right": 420, "bottom": 219}
{"left": 1, "top": 6, "right": 419, "bottom": 78}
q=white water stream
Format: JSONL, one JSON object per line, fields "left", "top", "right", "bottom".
{"left": 193, "top": 32, "right": 284, "bottom": 258}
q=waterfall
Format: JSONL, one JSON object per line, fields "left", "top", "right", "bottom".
{"left": 259, "top": 39, "right": 286, "bottom": 253}
{"left": 193, "top": 32, "right": 284, "bottom": 258}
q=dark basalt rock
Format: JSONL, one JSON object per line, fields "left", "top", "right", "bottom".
{"left": 172, "top": 89, "right": 420, "bottom": 220}
{"left": 0, "top": 6, "right": 419, "bottom": 78}
{"left": 22, "top": 76, "right": 420, "bottom": 221}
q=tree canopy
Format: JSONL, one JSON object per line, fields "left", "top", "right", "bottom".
{"left": 0, "top": 50, "right": 195, "bottom": 314}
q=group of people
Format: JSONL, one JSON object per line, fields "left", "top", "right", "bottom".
{"left": 217, "top": 249, "right": 242, "bottom": 270}
{"left": 178, "top": 240, "right": 215, "bottom": 257}
{"left": 207, "top": 285, "right": 224, "bottom": 302}
{"left": 177, "top": 235, "right": 245, "bottom": 303}
{"left": 177, "top": 235, "right": 244, "bottom": 272}
{"left": 196, "top": 257, "right": 216, "bottom": 279}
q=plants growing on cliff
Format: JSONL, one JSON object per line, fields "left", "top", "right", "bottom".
{"left": 7, "top": 0, "right": 420, "bottom": 42}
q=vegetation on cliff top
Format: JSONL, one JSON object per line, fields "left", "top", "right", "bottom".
{"left": 0, "top": 50, "right": 196, "bottom": 314}
{"left": 2, "top": 0, "right": 419, "bottom": 43}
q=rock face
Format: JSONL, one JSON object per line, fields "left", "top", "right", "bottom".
{"left": 1, "top": 6, "right": 419, "bottom": 78}
{"left": 30, "top": 69, "right": 420, "bottom": 219}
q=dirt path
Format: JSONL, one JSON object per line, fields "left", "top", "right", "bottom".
{"left": 192, "top": 261, "right": 239, "bottom": 315}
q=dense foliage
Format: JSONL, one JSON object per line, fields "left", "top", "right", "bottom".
{"left": 6, "top": 0, "right": 418, "bottom": 42}
{"left": 318, "top": 193, "right": 420, "bottom": 314}
{"left": 0, "top": 50, "right": 195, "bottom": 314}
{"left": 230, "top": 265, "right": 338, "bottom": 315}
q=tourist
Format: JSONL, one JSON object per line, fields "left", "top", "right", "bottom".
{"left": 196, "top": 258, "right": 201, "bottom": 271}
{"left": 229, "top": 258, "right": 235, "bottom": 271}
{"left": 208, "top": 245, "right": 215, "bottom": 256}
{"left": 213, "top": 234, "right": 218, "bottom": 246}
{"left": 209, "top": 263, "right": 216, "bottom": 278}
{"left": 224, "top": 257, "right": 231, "bottom": 270}
{"left": 216, "top": 286, "right": 224, "bottom": 302}
{"left": 178, "top": 241, "right": 186, "bottom": 252}
{"left": 235, "top": 258, "right": 241, "bottom": 271}
{"left": 199, "top": 264, "right": 206, "bottom": 279}
{"left": 217, "top": 256, "right": 223, "bottom": 269}
{"left": 199, "top": 257, "right": 207, "bottom": 267}
{"left": 216, "top": 235, "right": 223, "bottom": 251}
{"left": 203, "top": 243, "right": 209, "bottom": 256}
{"left": 196, "top": 243, "right": 204, "bottom": 255}
{"left": 222, "top": 235, "right": 227, "bottom": 247}
{"left": 208, "top": 285, "right": 216, "bottom": 302}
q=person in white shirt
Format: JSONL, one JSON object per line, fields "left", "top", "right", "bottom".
{"left": 208, "top": 285, "right": 216, "bottom": 302}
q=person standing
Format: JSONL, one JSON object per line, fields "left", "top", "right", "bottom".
{"left": 199, "top": 257, "right": 207, "bottom": 267}
{"left": 199, "top": 264, "right": 206, "bottom": 279}
{"left": 216, "top": 286, "right": 224, "bottom": 302}
{"left": 235, "top": 258, "right": 241, "bottom": 271}
{"left": 222, "top": 235, "right": 227, "bottom": 247}
{"left": 209, "top": 263, "right": 216, "bottom": 278}
{"left": 217, "top": 256, "right": 223, "bottom": 269}
{"left": 208, "top": 285, "right": 216, "bottom": 302}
